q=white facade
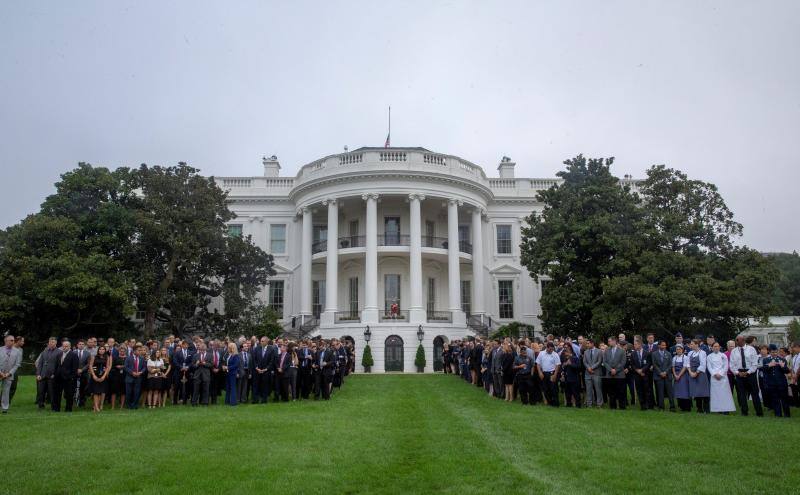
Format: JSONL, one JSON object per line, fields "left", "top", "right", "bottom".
{"left": 218, "top": 147, "right": 621, "bottom": 372}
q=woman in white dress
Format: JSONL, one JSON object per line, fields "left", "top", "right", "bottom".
{"left": 707, "top": 342, "right": 736, "bottom": 414}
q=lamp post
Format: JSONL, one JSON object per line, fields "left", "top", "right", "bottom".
{"left": 417, "top": 324, "right": 424, "bottom": 342}
{"left": 362, "top": 325, "right": 372, "bottom": 373}
{"left": 364, "top": 325, "right": 371, "bottom": 342}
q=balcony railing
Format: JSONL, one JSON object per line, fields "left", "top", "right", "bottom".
{"left": 312, "top": 235, "right": 471, "bottom": 254}
{"left": 422, "top": 236, "right": 449, "bottom": 249}
{"left": 378, "top": 234, "right": 410, "bottom": 246}
{"left": 338, "top": 235, "right": 365, "bottom": 249}
{"left": 334, "top": 311, "right": 361, "bottom": 324}
{"left": 380, "top": 309, "right": 409, "bottom": 321}
{"left": 311, "top": 240, "right": 327, "bottom": 254}
{"left": 427, "top": 311, "right": 452, "bottom": 323}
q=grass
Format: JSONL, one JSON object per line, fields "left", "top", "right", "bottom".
{"left": 5, "top": 374, "right": 798, "bottom": 495}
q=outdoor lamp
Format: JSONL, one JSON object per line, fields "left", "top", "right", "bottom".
{"left": 417, "top": 325, "right": 424, "bottom": 342}
{"left": 364, "top": 325, "right": 371, "bottom": 342}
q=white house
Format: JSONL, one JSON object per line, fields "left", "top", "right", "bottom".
{"left": 216, "top": 147, "right": 641, "bottom": 372}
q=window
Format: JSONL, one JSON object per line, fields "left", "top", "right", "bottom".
{"left": 425, "top": 220, "right": 435, "bottom": 247}
{"left": 349, "top": 220, "right": 359, "bottom": 247}
{"left": 498, "top": 280, "right": 514, "bottom": 319}
{"left": 458, "top": 225, "right": 471, "bottom": 253}
{"left": 269, "top": 280, "right": 284, "bottom": 316}
{"left": 384, "top": 217, "right": 400, "bottom": 245}
{"left": 461, "top": 280, "right": 471, "bottom": 315}
{"left": 426, "top": 278, "right": 436, "bottom": 313}
{"left": 312, "top": 225, "right": 328, "bottom": 253}
{"left": 227, "top": 224, "right": 243, "bottom": 238}
{"left": 348, "top": 277, "right": 359, "bottom": 317}
{"left": 496, "top": 224, "right": 512, "bottom": 254}
{"left": 312, "top": 280, "right": 325, "bottom": 318}
{"left": 384, "top": 274, "right": 401, "bottom": 312}
{"left": 270, "top": 224, "right": 286, "bottom": 253}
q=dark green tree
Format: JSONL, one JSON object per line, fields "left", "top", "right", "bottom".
{"left": 766, "top": 252, "right": 800, "bottom": 315}
{"left": 520, "top": 155, "right": 642, "bottom": 338}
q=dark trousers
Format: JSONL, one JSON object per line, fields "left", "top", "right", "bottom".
{"left": 300, "top": 367, "right": 312, "bottom": 398}
{"left": 277, "top": 371, "right": 290, "bottom": 402}
{"left": 78, "top": 373, "right": 89, "bottom": 406}
{"left": 768, "top": 386, "right": 791, "bottom": 417}
{"left": 677, "top": 398, "right": 692, "bottom": 411}
{"left": 654, "top": 378, "right": 675, "bottom": 409}
{"left": 492, "top": 371, "right": 503, "bottom": 398}
{"left": 541, "top": 372, "right": 559, "bottom": 406}
{"left": 531, "top": 373, "right": 543, "bottom": 404}
{"left": 515, "top": 375, "right": 533, "bottom": 404}
{"left": 9, "top": 374, "right": 19, "bottom": 401}
{"left": 564, "top": 380, "right": 581, "bottom": 407}
{"left": 626, "top": 374, "right": 636, "bottom": 405}
{"left": 694, "top": 396, "right": 710, "bottom": 413}
{"left": 253, "top": 371, "right": 272, "bottom": 403}
{"left": 791, "top": 383, "right": 800, "bottom": 408}
{"left": 191, "top": 375, "right": 210, "bottom": 405}
{"left": 36, "top": 377, "right": 55, "bottom": 408}
{"left": 633, "top": 372, "right": 650, "bottom": 410}
{"left": 646, "top": 372, "right": 655, "bottom": 408}
{"left": 734, "top": 373, "right": 763, "bottom": 416}
{"left": 210, "top": 370, "right": 223, "bottom": 404}
{"left": 52, "top": 376, "right": 76, "bottom": 412}
{"left": 314, "top": 371, "right": 323, "bottom": 398}
{"left": 174, "top": 373, "right": 192, "bottom": 404}
{"left": 606, "top": 378, "right": 627, "bottom": 410}
{"left": 237, "top": 373, "right": 250, "bottom": 403}
{"left": 125, "top": 378, "right": 142, "bottom": 409}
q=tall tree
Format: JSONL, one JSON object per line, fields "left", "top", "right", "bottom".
{"left": 520, "top": 155, "right": 642, "bottom": 338}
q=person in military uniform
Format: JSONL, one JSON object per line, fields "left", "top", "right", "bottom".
{"left": 760, "top": 343, "right": 791, "bottom": 418}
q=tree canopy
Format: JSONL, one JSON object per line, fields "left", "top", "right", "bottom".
{"left": 520, "top": 155, "right": 777, "bottom": 343}
{"left": 0, "top": 162, "right": 274, "bottom": 343}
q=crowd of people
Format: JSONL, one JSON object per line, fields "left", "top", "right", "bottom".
{"left": 0, "top": 333, "right": 355, "bottom": 414}
{"left": 442, "top": 332, "right": 798, "bottom": 418}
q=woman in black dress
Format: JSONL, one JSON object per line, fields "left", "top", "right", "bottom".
{"left": 157, "top": 347, "right": 172, "bottom": 407}
{"left": 89, "top": 345, "right": 111, "bottom": 412}
{"left": 109, "top": 346, "right": 127, "bottom": 410}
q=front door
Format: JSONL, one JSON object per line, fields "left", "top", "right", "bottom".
{"left": 385, "top": 335, "right": 404, "bottom": 372}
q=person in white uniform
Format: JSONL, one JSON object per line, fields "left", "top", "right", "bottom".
{"left": 707, "top": 342, "right": 735, "bottom": 414}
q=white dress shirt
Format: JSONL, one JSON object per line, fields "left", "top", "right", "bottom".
{"left": 728, "top": 345, "right": 758, "bottom": 374}
{"left": 536, "top": 351, "right": 561, "bottom": 373}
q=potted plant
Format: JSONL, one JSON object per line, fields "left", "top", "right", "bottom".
{"left": 414, "top": 344, "right": 426, "bottom": 373}
{"left": 362, "top": 344, "right": 374, "bottom": 373}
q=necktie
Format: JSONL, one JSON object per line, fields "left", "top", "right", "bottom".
{"left": 280, "top": 353, "right": 286, "bottom": 368}
{"left": 740, "top": 347, "right": 747, "bottom": 372}
{"left": 214, "top": 352, "right": 218, "bottom": 367}
{"left": 134, "top": 358, "right": 138, "bottom": 372}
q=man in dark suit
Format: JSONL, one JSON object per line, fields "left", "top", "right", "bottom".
{"left": 209, "top": 342, "right": 224, "bottom": 405}
{"left": 334, "top": 339, "right": 347, "bottom": 389}
{"left": 172, "top": 341, "right": 193, "bottom": 404}
{"left": 52, "top": 340, "right": 80, "bottom": 412}
{"left": 276, "top": 343, "right": 291, "bottom": 402}
{"left": 35, "top": 337, "right": 60, "bottom": 409}
{"left": 316, "top": 340, "right": 336, "bottom": 400}
{"left": 644, "top": 333, "right": 658, "bottom": 408}
{"left": 298, "top": 340, "right": 313, "bottom": 399}
{"left": 630, "top": 339, "right": 651, "bottom": 411}
{"left": 124, "top": 345, "right": 147, "bottom": 409}
{"left": 253, "top": 337, "right": 275, "bottom": 404}
{"left": 75, "top": 340, "right": 91, "bottom": 408}
{"left": 651, "top": 340, "right": 675, "bottom": 411}
{"left": 191, "top": 342, "right": 213, "bottom": 406}
{"left": 237, "top": 341, "right": 253, "bottom": 403}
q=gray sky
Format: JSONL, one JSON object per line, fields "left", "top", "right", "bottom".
{"left": 1, "top": 1, "right": 798, "bottom": 252}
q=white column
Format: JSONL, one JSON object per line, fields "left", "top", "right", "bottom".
{"left": 447, "top": 199, "right": 466, "bottom": 324}
{"left": 409, "top": 193, "right": 425, "bottom": 323}
{"left": 362, "top": 193, "right": 379, "bottom": 323}
{"left": 300, "top": 207, "right": 312, "bottom": 321}
{"left": 471, "top": 207, "right": 485, "bottom": 317}
{"left": 322, "top": 198, "right": 338, "bottom": 326}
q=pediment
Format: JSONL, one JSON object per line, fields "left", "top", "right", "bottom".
{"left": 489, "top": 264, "right": 522, "bottom": 275}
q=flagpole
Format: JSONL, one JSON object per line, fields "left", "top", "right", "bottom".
{"left": 388, "top": 106, "right": 391, "bottom": 146}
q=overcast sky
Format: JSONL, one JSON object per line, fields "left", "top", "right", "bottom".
{"left": 1, "top": 1, "right": 798, "bottom": 252}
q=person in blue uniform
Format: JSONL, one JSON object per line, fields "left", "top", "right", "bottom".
{"left": 760, "top": 344, "right": 791, "bottom": 418}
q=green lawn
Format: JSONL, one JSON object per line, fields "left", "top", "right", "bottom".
{"left": 5, "top": 374, "right": 798, "bottom": 495}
